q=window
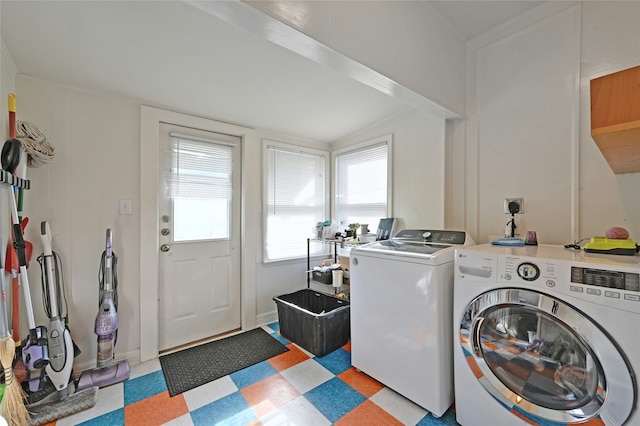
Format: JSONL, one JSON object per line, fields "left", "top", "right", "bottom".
{"left": 334, "top": 135, "right": 392, "bottom": 231}
{"left": 166, "top": 132, "right": 235, "bottom": 242}
{"left": 264, "top": 141, "right": 329, "bottom": 261}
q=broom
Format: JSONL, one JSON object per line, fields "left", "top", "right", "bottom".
{"left": 0, "top": 235, "right": 29, "bottom": 426}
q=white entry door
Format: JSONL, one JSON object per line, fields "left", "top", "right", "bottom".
{"left": 158, "top": 123, "right": 241, "bottom": 351}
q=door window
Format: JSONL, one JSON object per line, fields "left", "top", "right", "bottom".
{"left": 166, "top": 133, "right": 233, "bottom": 242}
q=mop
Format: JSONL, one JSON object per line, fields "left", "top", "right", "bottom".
{"left": 77, "top": 229, "right": 129, "bottom": 390}
{"left": 38, "top": 222, "right": 74, "bottom": 399}
{"left": 26, "top": 386, "right": 98, "bottom": 426}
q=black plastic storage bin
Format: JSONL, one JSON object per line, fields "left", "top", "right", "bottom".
{"left": 273, "top": 289, "right": 350, "bottom": 357}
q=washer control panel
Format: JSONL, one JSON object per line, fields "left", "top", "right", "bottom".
{"left": 500, "top": 255, "right": 559, "bottom": 289}
{"left": 455, "top": 245, "right": 640, "bottom": 314}
{"left": 495, "top": 253, "right": 640, "bottom": 312}
{"left": 570, "top": 266, "right": 640, "bottom": 302}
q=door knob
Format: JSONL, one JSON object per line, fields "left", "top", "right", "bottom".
{"left": 161, "top": 228, "right": 170, "bottom": 236}
{"left": 160, "top": 244, "right": 170, "bottom": 252}
{"left": 161, "top": 215, "right": 170, "bottom": 223}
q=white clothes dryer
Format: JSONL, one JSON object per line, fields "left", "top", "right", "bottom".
{"left": 350, "top": 229, "right": 474, "bottom": 417}
{"left": 453, "top": 244, "right": 638, "bottom": 425}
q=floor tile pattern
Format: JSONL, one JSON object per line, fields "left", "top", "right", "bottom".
{"left": 46, "top": 323, "right": 460, "bottom": 425}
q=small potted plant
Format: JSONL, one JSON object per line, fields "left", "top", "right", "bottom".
{"left": 347, "top": 223, "right": 359, "bottom": 238}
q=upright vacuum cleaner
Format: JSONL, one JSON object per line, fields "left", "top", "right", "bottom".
{"left": 77, "top": 229, "right": 130, "bottom": 390}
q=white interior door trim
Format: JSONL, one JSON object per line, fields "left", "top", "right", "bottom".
{"left": 140, "top": 105, "right": 258, "bottom": 362}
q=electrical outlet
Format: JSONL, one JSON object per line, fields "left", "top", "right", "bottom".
{"left": 504, "top": 198, "right": 524, "bottom": 214}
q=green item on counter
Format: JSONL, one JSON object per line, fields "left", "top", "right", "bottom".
{"left": 584, "top": 237, "right": 637, "bottom": 256}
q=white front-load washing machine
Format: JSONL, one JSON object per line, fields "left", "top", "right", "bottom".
{"left": 453, "top": 244, "right": 638, "bottom": 425}
{"left": 350, "top": 229, "right": 474, "bottom": 417}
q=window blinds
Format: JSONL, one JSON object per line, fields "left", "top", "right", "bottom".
{"left": 166, "top": 134, "right": 233, "bottom": 199}
{"left": 335, "top": 142, "right": 388, "bottom": 225}
{"left": 266, "top": 145, "right": 326, "bottom": 260}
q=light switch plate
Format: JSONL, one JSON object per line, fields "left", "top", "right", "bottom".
{"left": 119, "top": 199, "right": 132, "bottom": 215}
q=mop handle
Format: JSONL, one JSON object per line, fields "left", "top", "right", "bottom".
{"left": 40, "top": 222, "right": 59, "bottom": 318}
{"left": 0, "top": 238, "right": 11, "bottom": 339}
{"left": 8, "top": 94, "right": 16, "bottom": 139}
{"left": 8, "top": 188, "right": 36, "bottom": 329}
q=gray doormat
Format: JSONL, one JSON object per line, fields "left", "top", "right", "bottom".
{"left": 160, "top": 328, "right": 289, "bottom": 396}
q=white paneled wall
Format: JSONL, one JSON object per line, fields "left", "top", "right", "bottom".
{"left": 578, "top": 1, "right": 640, "bottom": 239}
{"left": 474, "top": 5, "right": 580, "bottom": 244}
{"left": 461, "top": 2, "right": 640, "bottom": 245}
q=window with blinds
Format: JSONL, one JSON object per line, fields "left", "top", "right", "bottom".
{"left": 265, "top": 143, "right": 329, "bottom": 261}
{"left": 166, "top": 133, "right": 234, "bottom": 242}
{"left": 334, "top": 136, "right": 391, "bottom": 230}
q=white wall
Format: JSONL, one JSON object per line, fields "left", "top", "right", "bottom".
{"left": 461, "top": 1, "right": 640, "bottom": 245}
{"left": 470, "top": 4, "right": 580, "bottom": 244}
{"left": 579, "top": 2, "right": 640, "bottom": 240}
{"left": 1, "top": 43, "right": 15, "bottom": 231}
{"left": 0, "top": 43, "right": 16, "bottom": 341}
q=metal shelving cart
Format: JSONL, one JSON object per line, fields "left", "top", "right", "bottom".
{"left": 306, "top": 238, "right": 364, "bottom": 300}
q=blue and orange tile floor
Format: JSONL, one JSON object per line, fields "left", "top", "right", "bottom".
{"left": 51, "top": 323, "right": 460, "bottom": 425}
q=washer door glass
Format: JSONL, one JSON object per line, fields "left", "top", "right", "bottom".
{"left": 479, "top": 305, "right": 599, "bottom": 410}
{"left": 460, "top": 288, "right": 635, "bottom": 424}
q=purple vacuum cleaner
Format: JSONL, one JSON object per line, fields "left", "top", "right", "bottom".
{"left": 77, "top": 229, "right": 129, "bottom": 391}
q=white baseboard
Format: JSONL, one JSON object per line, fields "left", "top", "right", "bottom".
{"left": 256, "top": 310, "right": 278, "bottom": 327}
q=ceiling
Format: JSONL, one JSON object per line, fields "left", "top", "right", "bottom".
{"left": 429, "top": 1, "right": 545, "bottom": 41}
{"left": 1, "top": 1, "right": 546, "bottom": 142}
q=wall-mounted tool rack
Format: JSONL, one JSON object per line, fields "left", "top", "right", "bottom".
{"left": 0, "top": 170, "right": 30, "bottom": 189}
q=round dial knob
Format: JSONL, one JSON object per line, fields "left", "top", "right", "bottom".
{"left": 517, "top": 262, "right": 540, "bottom": 281}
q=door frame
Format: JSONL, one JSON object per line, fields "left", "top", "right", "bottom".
{"left": 140, "top": 105, "right": 258, "bottom": 361}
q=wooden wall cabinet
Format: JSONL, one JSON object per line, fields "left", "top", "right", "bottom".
{"left": 590, "top": 64, "right": 640, "bottom": 174}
